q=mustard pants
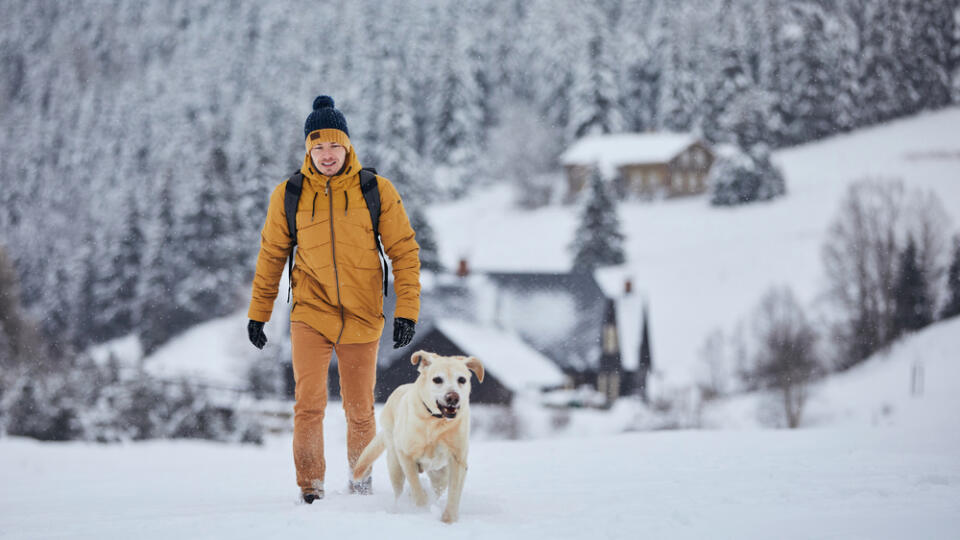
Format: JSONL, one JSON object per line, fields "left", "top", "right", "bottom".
{"left": 290, "top": 321, "right": 378, "bottom": 491}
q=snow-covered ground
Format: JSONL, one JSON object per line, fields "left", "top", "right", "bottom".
{"left": 2, "top": 424, "right": 958, "bottom": 539}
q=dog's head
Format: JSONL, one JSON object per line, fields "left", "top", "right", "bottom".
{"left": 411, "top": 350, "right": 484, "bottom": 420}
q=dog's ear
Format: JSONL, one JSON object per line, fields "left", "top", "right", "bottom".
{"left": 465, "top": 357, "right": 484, "bottom": 383}
{"left": 411, "top": 350, "right": 432, "bottom": 370}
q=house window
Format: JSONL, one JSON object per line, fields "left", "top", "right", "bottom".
{"left": 603, "top": 325, "right": 618, "bottom": 355}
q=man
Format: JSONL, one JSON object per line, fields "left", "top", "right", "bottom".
{"left": 246, "top": 95, "right": 420, "bottom": 503}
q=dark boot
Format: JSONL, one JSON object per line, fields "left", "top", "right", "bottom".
{"left": 301, "top": 483, "right": 325, "bottom": 504}
{"left": 348, "top": 476, "right": 373, "bottom": 495}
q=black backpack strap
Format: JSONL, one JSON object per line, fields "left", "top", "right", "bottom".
{"left": 359, "top": 168, "right": 388, "bottom": 297}
{"left": 283, "top": 172, "right": 304, "bottom": 302}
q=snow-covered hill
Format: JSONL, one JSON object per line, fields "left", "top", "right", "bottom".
{"left": 702, "top": 316, "right": 960, "bottom": 431}
{"left": 429, "top": 107, "right": 960, "bottom": 389}
{"left": 116, "top": 107, "right": 960, "bottom": 427}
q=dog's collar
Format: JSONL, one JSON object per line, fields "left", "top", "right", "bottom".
{"left": 422, "top": 400, "right": 444, "bottom": 419}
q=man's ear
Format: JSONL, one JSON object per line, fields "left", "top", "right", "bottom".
{"left": 465, "top": 357, "right": 484, "bottom": 383}
{"left": 411, "top": 350, "right": 432, "bottom": 371}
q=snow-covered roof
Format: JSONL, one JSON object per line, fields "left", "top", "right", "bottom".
{"left": 434, "top": 319, "right": 567, "bottom": 391}
{"left": 482, "top": 272, "right": 606, "bottom": 372}
{"left": 594, "top": 266, "right": 647, "bottom": 371}
{"left": 560, "top": 133, "right": 702, "bottom": 177}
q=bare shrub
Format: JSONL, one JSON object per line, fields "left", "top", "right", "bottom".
{"left": 821, "top": 179, "right": 951, "bottom": 369}
{"left": 748, "top": 286, "right": 821, "bottom": 429}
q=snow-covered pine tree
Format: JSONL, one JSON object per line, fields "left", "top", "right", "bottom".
{"left": 178, "top": 147, "right": 247, "bottom": 327}
{"left": 775, "top": 1, "right": 846, "bottom": 144}
{"left": 900, "top": 0, "right": 955, "bottom": 113}
{"left": 658, "top": 37, "right": 700, "bottom": 133}
{"left": 702, "top": 2, "right": 754, "bottom": 143}
{"left": 569, "top": 169, "right": 626, "bottom": 272}
{"left": 892, "top": 236, "right": 933, "bottom": 336}
{"left": 952, "top": 1, "right": 960, "bottom": 103}
{"left": 568, "top": 4, "right": 626, "bottom": 140}
{"left": 0, "top": 246, "right": 38, "bottom": 372}
{"left": 101, "top": 190, "right": 145, "bottom": 341}
{"left": 427, "top": 14, "right": 485, "bottom": 197}
{"left": 408, "top": 206, "right": 442, "bottom": 273}
{"left": 637, "top": 301, "right": 652, "bottom": 403}
{"left": 77, "top": 228, "right": 112, "bottom": 346}
{"left": 139, "top": 176, "right": 182, "bottom": 354}
{"left": 622, "top": 38, "right": 661, "bottom": 133}
{"left": 940, "top": 236, "right": 960, "bottom": 320}
{"left": 365, "top": 50, "right": 432, "bottom": 205}
{"left": 709, "top": 144, "right": 786, "bottom": 206}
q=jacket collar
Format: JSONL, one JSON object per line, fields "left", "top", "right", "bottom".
{"left": 300, "top": 148, "right": 362, "bottom": 191}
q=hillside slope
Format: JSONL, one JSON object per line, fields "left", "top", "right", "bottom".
{"left": 428, "top": 107, "right": 960, "bottom": 388}
{"left": 702, "top": 316, "right": 960, "bottom": 430}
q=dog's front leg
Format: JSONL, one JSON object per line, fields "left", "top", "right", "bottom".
{"left": 397, "top": 452, "right": 429, "bottom": 507}
{"left": 441, "top": 462, "right": 467, "bottom": 523}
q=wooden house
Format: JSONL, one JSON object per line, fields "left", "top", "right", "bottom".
{"left": 560, "top": 133, "right": 715, "bottom": 201}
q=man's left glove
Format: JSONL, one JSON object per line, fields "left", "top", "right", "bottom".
{"left": 393, "top": 317, "right": 416, "bottom": 349}
{"left": 247, "top": 319, "right": 267, "bottom": 350}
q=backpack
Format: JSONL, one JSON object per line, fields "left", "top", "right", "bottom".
{"left": 283, "top": 167, "right": 388, "bottom": 299}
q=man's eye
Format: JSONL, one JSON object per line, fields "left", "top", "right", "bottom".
{"left": 458, "top": 377, "right": 467, "bottom": 384}
{"left": 433, "top": 377, "right": 443, "bottom": 384}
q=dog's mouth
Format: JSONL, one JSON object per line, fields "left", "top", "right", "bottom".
{"left": 437, "top": 401, "right": 459, "bottom": 419}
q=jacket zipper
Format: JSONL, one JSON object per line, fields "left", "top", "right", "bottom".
{"left": 327, "top": 179, "right": 346, "bottom": 344}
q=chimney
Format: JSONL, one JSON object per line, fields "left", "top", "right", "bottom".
{"left": 456, "top": 258, "right": 470, "bottom": 278}
{"left": 624, "top": 278, "right": 633, "bottom": 295}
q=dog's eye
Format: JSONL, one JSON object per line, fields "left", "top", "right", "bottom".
{"left": 458, "top": 377, "right": 467, "bottom": 384}
{"left": 432, "top": 377, "right": 443, "bottom": 384}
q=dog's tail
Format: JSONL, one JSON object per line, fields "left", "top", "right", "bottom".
{"left": 352, "top": 432, "right": 385, "bottom": 481}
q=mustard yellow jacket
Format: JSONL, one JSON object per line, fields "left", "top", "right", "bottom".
{"left": 248, "top": 148, "right": 420, "bottom": 344}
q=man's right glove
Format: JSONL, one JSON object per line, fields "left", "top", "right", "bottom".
{"left": 247, "top": 319, "right": 267, "bottom": 350}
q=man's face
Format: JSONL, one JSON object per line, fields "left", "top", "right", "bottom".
{"left": 310, "top": 142, "right": 347, "bottom": 176}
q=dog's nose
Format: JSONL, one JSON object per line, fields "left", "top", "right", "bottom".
{"left": 445, "top": 392, "right": 459, "bottom": 407}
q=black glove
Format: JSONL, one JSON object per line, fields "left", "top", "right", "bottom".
{"left": 393, "top": 317, "right": 416, "bottom": 349}
{"left": 247, "top": 319, "right": 267, "bottom": 350}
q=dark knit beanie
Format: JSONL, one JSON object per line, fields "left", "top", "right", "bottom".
{"left": 304, "top": 95, "right": 349, "bottom": 139}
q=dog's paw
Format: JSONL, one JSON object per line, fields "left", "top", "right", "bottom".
{"left": 441, "top": 508, "right": 458, "bottom": 523}
{"left": 412, "top": 490, "right": 429, "bottom": 507}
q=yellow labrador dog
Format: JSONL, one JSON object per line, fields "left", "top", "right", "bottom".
{"left": 352, "top": 350, "right": 484, "bottom": 523}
